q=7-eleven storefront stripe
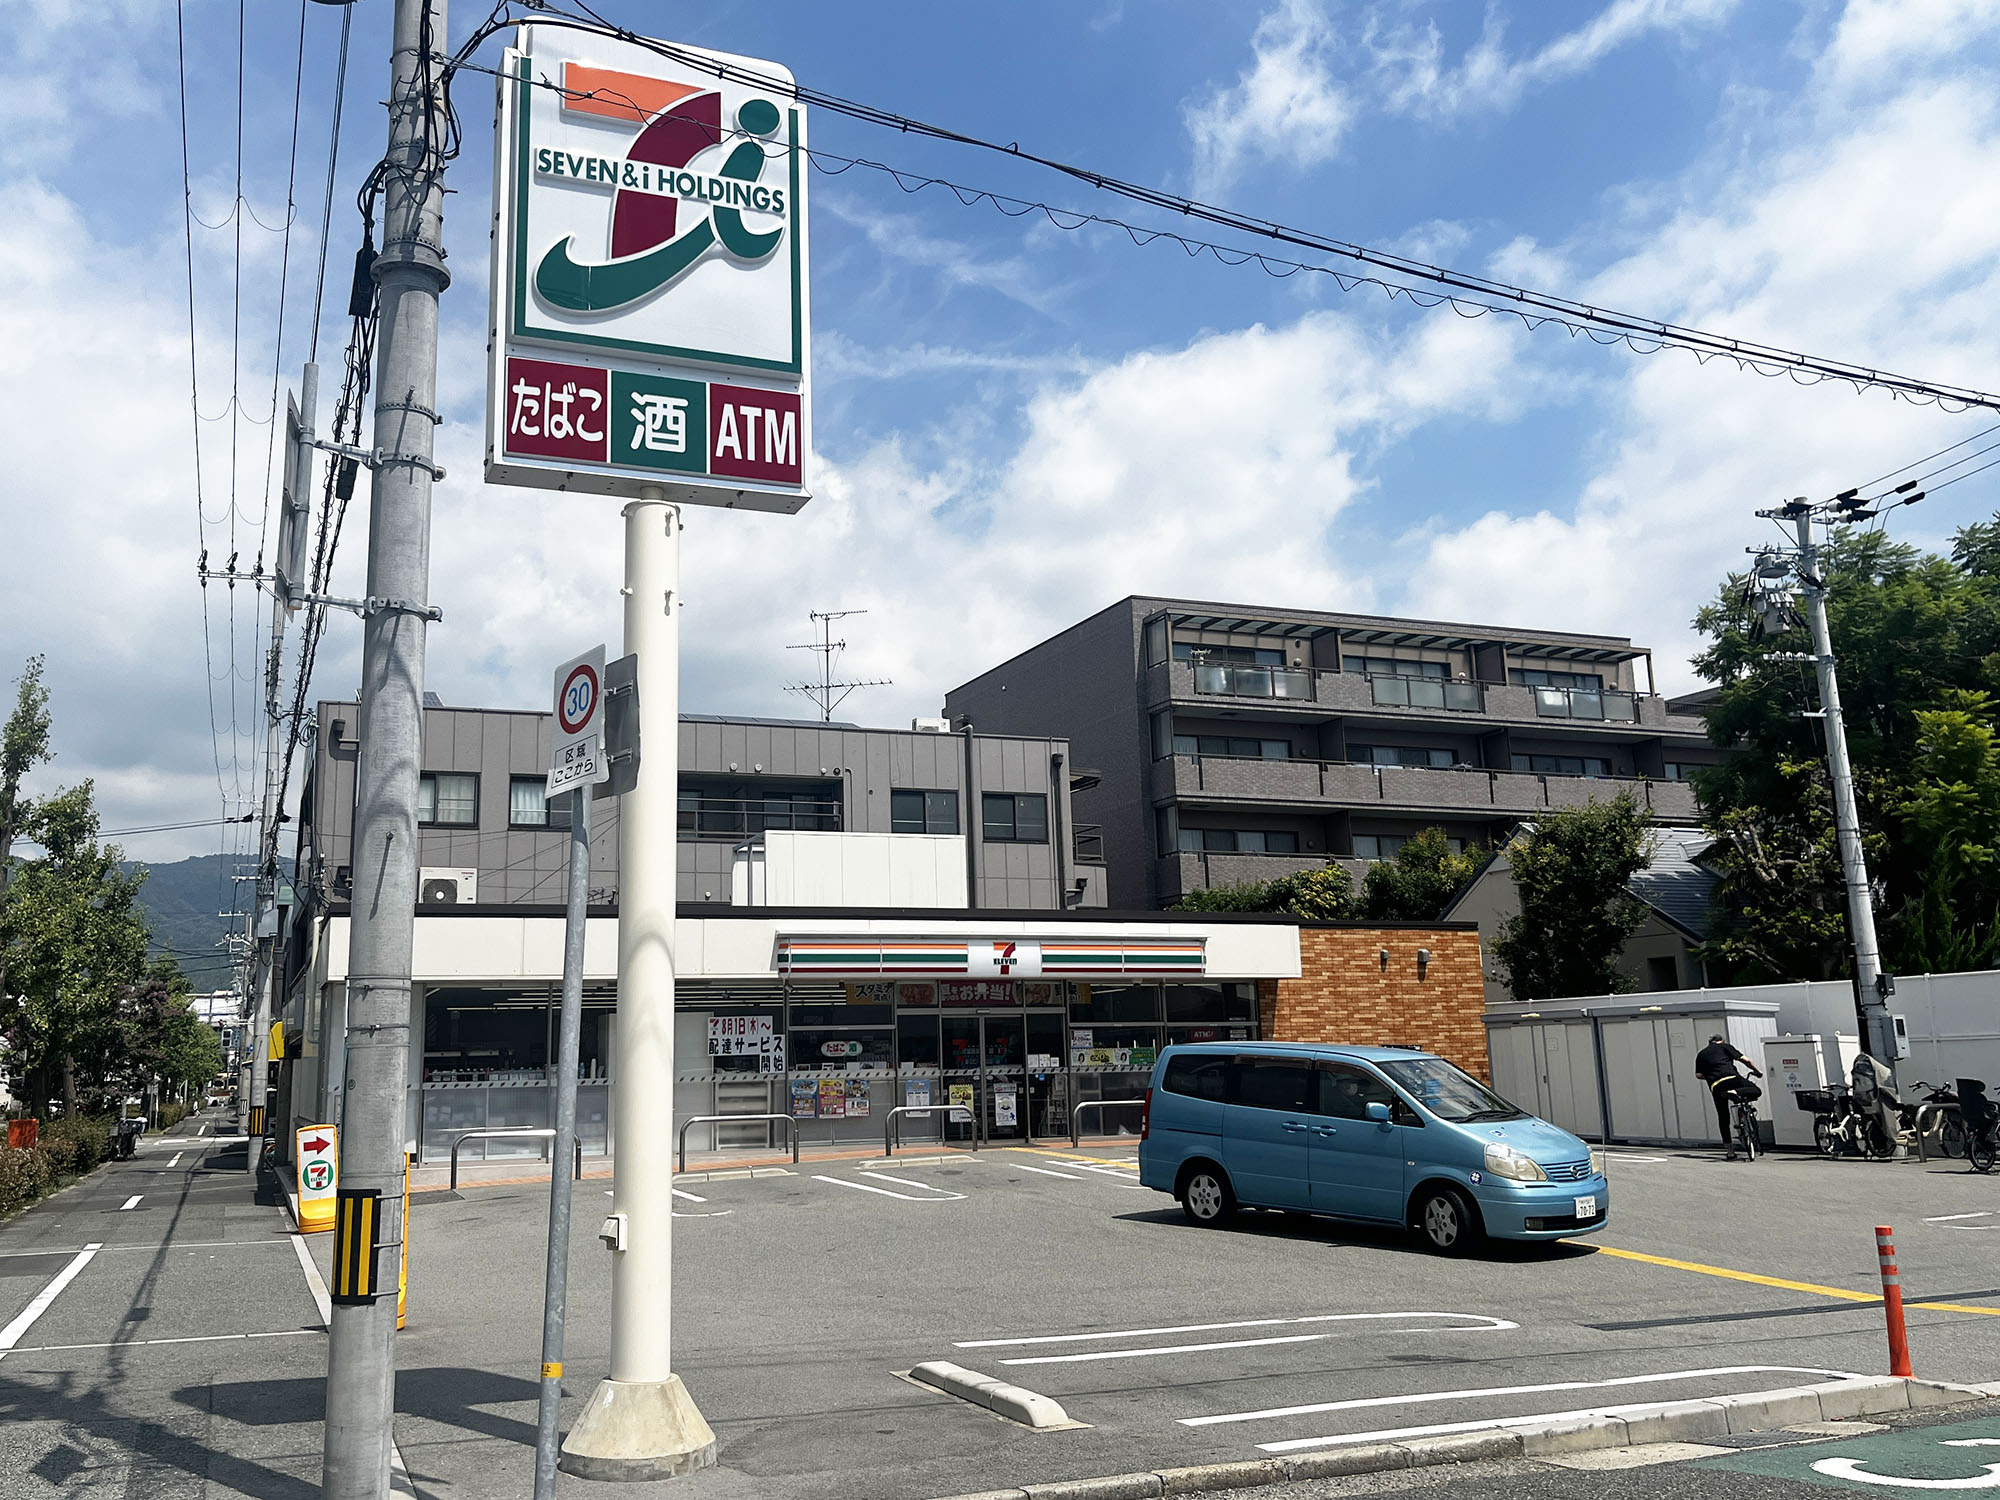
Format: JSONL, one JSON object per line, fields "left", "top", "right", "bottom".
{"left": 775, "top": 936, "right": 1205, "bottom": 979}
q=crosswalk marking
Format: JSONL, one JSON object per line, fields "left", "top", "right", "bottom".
{"left": 120, "top": 1196, "right": 142, "bottom": 1211}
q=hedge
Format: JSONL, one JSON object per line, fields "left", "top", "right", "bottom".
{"left": 0, "top": 1115, "right": 116, "bottom": 1218}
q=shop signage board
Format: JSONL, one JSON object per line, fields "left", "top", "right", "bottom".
{"left": 549, "top": 644, "right": 609, "bottom": 792}
{"left": 776, "top": 936, "right": 1206, "bottom": 979}
{"left": 993, "top": 1087, "right": 1018, "bottom": 1128}
{"left": 706, "top": 1015, "right": 782, "bottom": 1073}
{"left": 295, "top": 1125, "right": 338, "bottom": 1233}
{"left": 488, "top": 25, "right": 810, "bottom": 512}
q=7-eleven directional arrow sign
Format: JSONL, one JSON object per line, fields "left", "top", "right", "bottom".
{"left": 295, "top": 1124, "right": 338, "bottom": 1234}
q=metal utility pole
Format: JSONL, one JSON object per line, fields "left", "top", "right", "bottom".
{"left": 1754, "top": 498, "right": 1895, "bottom": 1063}
{"left": 558, "top": 495, "right": 715, "bottom": 1479}
{"left": 784, "top": 608, "right": 890, "bottom": 721}
{"left": 322, "top": 0, "right": 448, "bottom": 1494}
{"left": 533, "top": 780, "right": 590, "bottom": 1498}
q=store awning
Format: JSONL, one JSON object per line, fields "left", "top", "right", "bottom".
{"left": 775, "top": 935, "right": 1206, "bottom": 980}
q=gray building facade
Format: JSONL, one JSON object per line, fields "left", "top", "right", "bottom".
{"left": 293, "top": 702, "right": 1099, "bottom": 916}
{"left": 945, "top": 597, "right": 1715, "bottom": 910}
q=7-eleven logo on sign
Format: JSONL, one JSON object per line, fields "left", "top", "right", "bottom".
{"left": 969, "top": 941, "right": 1041, "bottom": 978}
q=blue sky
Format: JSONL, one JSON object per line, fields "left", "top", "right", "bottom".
{"left": 7, "top": 0, "right": 2000, "bottom": 862}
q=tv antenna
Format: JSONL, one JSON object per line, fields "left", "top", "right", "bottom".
{"left": 784, "top": 609, "right": 892, "bottom": 722}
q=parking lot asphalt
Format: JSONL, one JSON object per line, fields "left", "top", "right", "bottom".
{"left": 4, "top": 1128, "right": 1998, "bottom": 1500}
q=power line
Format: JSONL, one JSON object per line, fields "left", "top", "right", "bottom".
{"left": 309, "top": 0, "right": 356, "bottom": 363}
{"left": 493, "top": 5, "right": 2000, "bottom": 414}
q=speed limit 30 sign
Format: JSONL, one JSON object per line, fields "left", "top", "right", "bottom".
{"left": 550, "top": 645, "right": 610, "bottom": 793}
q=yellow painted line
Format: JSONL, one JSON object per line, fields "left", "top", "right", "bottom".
{"left": 1011, "top": 1147, "right": 1138, "bottom": 1170}
{"left": 1597, "top": 1245, "right": 2000, "bottom": 1317}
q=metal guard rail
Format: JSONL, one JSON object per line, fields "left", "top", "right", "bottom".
{"left": 1072, "top": 1098, "right": 1147, "bottom": 1147}
{"left": 1915, "top": 1100, "right": 1960, "bottom": 1163}
{"left": 677, "top": 1112, "right": 800, "bottom": 1174}
{"left": 448, "top": 1128, "right": 583, "bottom": 1191}
{"left": 883, "top": 1103, "right": 974, "bottom": 1157}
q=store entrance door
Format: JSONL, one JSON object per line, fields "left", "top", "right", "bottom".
{"left": 942, "top": 1013, "right": 1027, "bottom": 1144}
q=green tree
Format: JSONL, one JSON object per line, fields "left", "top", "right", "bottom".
{"left": 1355, "top": 827, "right": 1484, "bottom": 921}
{"left": 1492, "top": 794, "right": 1654, "bottom": 1000}
{"left": 0, "top": 656, "right": 51, "bottom": 1000}
{"left": 1172, "top": 863, "right": 1357, "bottom": 920}
{"left": 1689, "top": 519, "right": 2000, "bottom": 979}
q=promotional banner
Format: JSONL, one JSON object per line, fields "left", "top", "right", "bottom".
{"left": 488, "top": 26, "right": 810, "bottom": 511}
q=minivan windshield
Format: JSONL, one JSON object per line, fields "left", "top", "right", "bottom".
{"left": 1378, "top": 1056, "right": 1527, "bottom": 1122}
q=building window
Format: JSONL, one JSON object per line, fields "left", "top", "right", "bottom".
{"left": 1177, "top": 828, "right": 1301, "bottom": 854}
{"left": 982, "top": 792, "right": 1048, "bottom": 843}
{"left": 1143, "top": 616, "right": 1169, "bottom": 667}
{"left": 891, "top": 788, "right": 959, "bottom": 835}
{"left": 1175, "top": 642, "right": 1285, "bottom": 666}
{"left": 1647, "top": 955, "right": 1680, "bottom": 991}
{"left": 1353, "top": 832, "right": 1464, "bottom": 860}
{"left": 508, "top": 775, "right": 572, "bottom": 830}
{"left": 1173, "top": 735, "right": 1293, "bottom": 759}
{"left": 679, "top": 778, "right": 841, "bottom": 839}
{"left": 1663, "top": 762, "right": 1702, "bottom": 781}
{"left": 1151, "top": 710, "right": 1174, "bottom": 760}
{"left": 418, "top": 772, "right": 478, "bottom": 827}
{"left": 1155, "top": 806, "right": 1178, "bottom": 856}
{"left": 1512, "top": 753, "right": 1614, "bottom": 778}
{"left": 1510, "top": 666, "right": 1604, "bottom": 690}
{"left": 1344, "top": 656, "right": 1448, "bottom": 678}
{"left": 1350, "top": 744, "right": 1458, "bottom": 769}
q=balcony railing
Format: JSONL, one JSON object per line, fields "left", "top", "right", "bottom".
{"left": 1073, "top": 823, "right": 1107, "bottom": 864}
{"left": 1367, "top": 674, "right": 1483, "bottom": 712}
{"left": 1164, "top": 752, "right": 1698, "bottom": 820}
{"left": 677, "top": 797, "right": 841, "bottom": 840}
{"left": 1533, "top": 685, "right": 1639, "bottom": 722}
{"left": 1192, "top": 664, "right": 1314, "bottom": 700}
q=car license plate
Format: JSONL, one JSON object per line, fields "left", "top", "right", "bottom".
{"left": 1573, "top": 1195, "right": 1597, "bottom": 1219}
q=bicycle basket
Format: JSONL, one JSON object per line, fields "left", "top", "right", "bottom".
{"left": 1794, "top": 1088, "right": 1836, "bottom": 1114}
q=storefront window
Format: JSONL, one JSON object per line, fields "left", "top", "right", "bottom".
{"left": 897, "top": 1012, "right": 940, "bottom": 1067}
{"left": 1071, "top": 983, "right": 1161, "bottom": 1024}
{"left": 791, "top": 1029, "right": 893, "bottom": 1072}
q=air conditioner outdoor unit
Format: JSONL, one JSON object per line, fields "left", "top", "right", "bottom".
{"left": 912, "top": 716, "right": 951, "bottom": 733}
{"left": 418, "top": 867, "right": 478, "bottom": 906}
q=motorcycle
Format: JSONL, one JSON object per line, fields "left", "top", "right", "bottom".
{"left": 114, "top": 1116, "right": 144, "bottom": 1160}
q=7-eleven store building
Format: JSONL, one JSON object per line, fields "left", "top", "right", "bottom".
{"left": 298, "top": 909, "right": 1299, "bottom": 1166}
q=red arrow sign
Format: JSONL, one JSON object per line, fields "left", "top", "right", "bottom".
{"left": 302, "top": 1135, "right": 331, "bottom": 1154}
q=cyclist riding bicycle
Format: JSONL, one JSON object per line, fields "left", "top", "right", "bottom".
{"left": 1694, "top": 1033, "right": 1764, "bottom": 1159}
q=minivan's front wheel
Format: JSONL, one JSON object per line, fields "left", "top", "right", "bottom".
{"left": 1180, "top": 1165, "right": 1236, "bottom": 1227}
{"left": 1415, "top": 1185, "right": 1481, "bottom": 1255}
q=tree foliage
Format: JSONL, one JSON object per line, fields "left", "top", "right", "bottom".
{"left": 1691, "top": 522, "right": 2000, "bottom": 979}
{"left": 1171, "top": 830, "right": 1482, "bottom": 923}
{"left": 0, "top": 659, "right": 197, "bottom": 1116}
{"left": 1491, "top": 795, "right": 1654, "bottom": 1001}
{"left": 1172, "top": 862, "right": 1357, "bottom": 919}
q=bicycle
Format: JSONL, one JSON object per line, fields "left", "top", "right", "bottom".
{"left": 1729, "top": 1091, "right": 1759, "bottom": 1162}
{"left": 1960, "top": 1078, "right": 1997, "bottom": 1174}
{"left": 1802, "top": 1085, "right": 1897, "bottom": 1159}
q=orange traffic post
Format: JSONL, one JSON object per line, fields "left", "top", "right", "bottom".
{"left": 398, "top": 1152, "right": 411, "bottom": 1330}
{"left": 1875, "top": 1224, "right": 1913, "bottom": 1377}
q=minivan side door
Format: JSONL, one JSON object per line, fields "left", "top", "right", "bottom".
{"left": 1310, "top": 1062, "right": 1410, "bottom": 1222}
{"left": 1223, "top": 1056, "right": 1315, "bottom": 1210}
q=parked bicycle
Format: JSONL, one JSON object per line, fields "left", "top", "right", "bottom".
{"left": 1908, "top": 1080, "right": 1965, "bottom": 1159}
{"left": 1799, "top": 1084, "right": 1897, "bottom": 1159}
{"left": 1959, "top": 1078, "right": 1998, "bottom": 1174}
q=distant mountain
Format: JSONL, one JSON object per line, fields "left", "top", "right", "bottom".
{"left": 123, "top": 852, "right": 289, "bottom": 992}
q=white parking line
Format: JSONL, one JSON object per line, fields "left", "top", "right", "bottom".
{"left": 0, "top": 1244, "right": 102, "bottom": 1360}
{"left": 813, "top": 1175, "right": 967, "bottom": 1203}
{"left": 120, "top": 1196, "right": 142, "bottom": 1211}
{"left": 1006, "top": 1162, "right": 1083, "bottom": 1180}
{"left": 671, "top": 1188, "right": 707, "bottom": 1203}
{"left": 866, "top": 1172, "right": 963, "bottom": 1194}
{"left": 1182, "top": 1363, "right": 1860, "bottom": 1433}
{"left": 961, "top": 1311, "right": 1516, "bottom": 1350}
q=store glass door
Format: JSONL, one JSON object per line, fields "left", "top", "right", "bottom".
{"left": 942, "top": 1013, "right": 1027, "bottom": 1143}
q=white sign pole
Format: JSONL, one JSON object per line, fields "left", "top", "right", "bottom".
{"left": 560, "top": 490, "right": 715, "bottom": 1477}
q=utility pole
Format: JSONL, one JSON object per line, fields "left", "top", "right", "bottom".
{"left": 247, "top": 363, "right": 317, "bottom": 1174}
{"left": 1753, "top": 498, "right": 1895, "bottom": 1064}
{"left": 783, "top": 608, "right": 890, "bottom": 722}
{"left": 322, "top": 1, "right": 448, "bottom": 1494}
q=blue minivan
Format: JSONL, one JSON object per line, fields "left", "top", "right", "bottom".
{"left": 1136, "top": 1042, "right": 1608, "bottom": 1252}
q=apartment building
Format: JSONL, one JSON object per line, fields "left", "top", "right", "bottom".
{"left": 945, "top": 597, "right": 1715, "bottom": 910}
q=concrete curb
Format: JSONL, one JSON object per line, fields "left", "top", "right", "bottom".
{"left": 926, "top": 1378, "right": 1993, "bottom": 1500}
{"left": 913, "top": 1362, "right": 1072, "bottom": 1429}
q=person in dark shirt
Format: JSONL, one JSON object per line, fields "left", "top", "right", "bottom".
{"left": 1695, "top": 1034, "right": 1764, "bottom": 1159}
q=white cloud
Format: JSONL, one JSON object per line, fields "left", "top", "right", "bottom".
{"left": 1399, "top": 60, "right": 2000, "bottom": 691}
{"left": 1370, "top": 0, "right": 1739, "bottom": 119}
{"left": 1819, "top": 0, "right": 2000, "bottom": 91}
{"left": 1185, "top": 0, "right": 1353, "bottom": 198}
{"left": 0, "top": 0, "right": 161, "bottom": 170}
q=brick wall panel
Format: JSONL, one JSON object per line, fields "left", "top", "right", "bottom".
{"left": 1269, "top": 926, "right": 1490, "bottom": 1080}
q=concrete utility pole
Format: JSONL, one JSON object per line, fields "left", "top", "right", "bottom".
{"left": 322, "top": 0, "right": 448, "bottom": 1493}
{"left": 248, "top": 364, "right": 318, "bottom": 1175}
{"left": 1786, "top": 507, "right": 1893, "bottom": 1061}
{"left": 559, "top": 495, "right": 716, "bottom": 1479}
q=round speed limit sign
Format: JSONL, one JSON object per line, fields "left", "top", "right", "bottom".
{"left": 558, "top": 663, "right": 599, "bottom": 736}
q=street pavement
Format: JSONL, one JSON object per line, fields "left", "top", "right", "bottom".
{"left": 4, "top": 1124, "right": 2000, "bottom": 1498}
